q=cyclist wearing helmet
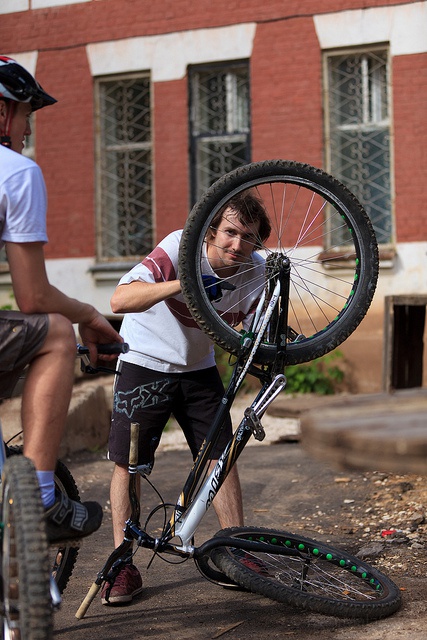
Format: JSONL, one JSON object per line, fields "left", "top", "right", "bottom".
{"left": 0, "top": 56, "right": 122, "bottom": 543}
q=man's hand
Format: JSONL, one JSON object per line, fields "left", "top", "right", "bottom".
{"left": 202, "top": 275, "right": 235, "bottom": 302}
{"left": 202, "top": 275, "right": 223, "bottom": 301}
{"left": 78, "top": 313, "right": 123, "bottom": 364}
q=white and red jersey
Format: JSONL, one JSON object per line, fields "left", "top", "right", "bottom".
{"left": 118, "top": 230, "right": 265, "bottom": 373}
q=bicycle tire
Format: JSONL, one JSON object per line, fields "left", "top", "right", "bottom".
{"left": 1, "top": 455, "right": 53, "bottom": 639}
{"left": 7, "top": 446, "right": 79, "bottom": 594}
{"left": 194, "top": 553, "right": 241, "bottom": 589}
{"left": 179, "top": 160, "right": 379, "bottom": 366}
{"left": 211, "top": 526, "right": 401, "bottom": 620}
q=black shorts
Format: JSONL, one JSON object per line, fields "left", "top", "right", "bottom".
{"left": 108, "top": 361, "right": 232, "bottom": 466}
{"left": 0, "top": 310, "right": 49, "bottom": 399}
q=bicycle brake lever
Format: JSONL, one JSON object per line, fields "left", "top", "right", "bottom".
{"left": 80, "top": 358, "right": 122, "bottom": 376}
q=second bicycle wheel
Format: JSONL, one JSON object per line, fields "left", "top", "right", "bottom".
{"left": 211, "top": 526, "right": 401, "bottom": 620}
{"left": 179, "top": 160, "right": 379, "bottom": 366}
{"left": 1, "top": 455, "right": 53, "bottom": 639}
{"left": 6, "top": 445, "right": 80, "bottom": 595}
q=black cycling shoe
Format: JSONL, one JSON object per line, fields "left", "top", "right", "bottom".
{"left": 45, "top": 491, "right": 103, "bottom": 544}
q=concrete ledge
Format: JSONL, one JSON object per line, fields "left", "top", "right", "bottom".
{"left": 0, "top": 378, "right": 114, "bottom": 457}
{"left": 61, "top": 379, "right": 113, "bottom": 456}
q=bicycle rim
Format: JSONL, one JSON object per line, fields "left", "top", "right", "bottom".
{"left": 211, "top": 526, "right": 401, "bottom": 620}
{"left": 179, "top": 160, "right": 379, "bottom": 366}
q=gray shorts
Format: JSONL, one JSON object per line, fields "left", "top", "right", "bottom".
{"left": 0, "top": 310, "right": 49, "bottom": 399}
{"left": 108, "top": 361, "right": 233, "bottom": 466}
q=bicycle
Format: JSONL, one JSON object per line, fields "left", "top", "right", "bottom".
{"left": 0, "top": 342, "right": 127, "bottom": 639}
{"left": 76, "top": 160, "right": 401, "bottom": 621}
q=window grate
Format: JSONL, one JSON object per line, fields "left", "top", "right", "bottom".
{"left": 325, "top": 49, "right": 392, "bottom": 246}
{"left": 96, "top": 75, "right": 153, "bottom": 261}
{"left": 189, "top": 63, "right": 250, "bottom": 204}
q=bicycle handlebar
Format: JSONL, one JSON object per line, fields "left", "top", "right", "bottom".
{"left": 77, "top": 342, "right": 129, "bottom": 375}
{"left": 77, "top": 342, "right": 129, "bottom": 356}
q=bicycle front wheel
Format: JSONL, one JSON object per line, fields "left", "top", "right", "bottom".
{"left": 179, "top": 160, "right": 379, "bottom": 366}
{"left": 211, "top": 526, "right": 401, "bottom": 620}
{"left": 7, "top": 446, "right": 79, "bottom": 595}
{"left": 1, "top": 455, "right": 53, "bottom": 639}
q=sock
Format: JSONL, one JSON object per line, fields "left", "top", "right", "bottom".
{"left": 36, "top": 470, "right": 56, "bottom": 508}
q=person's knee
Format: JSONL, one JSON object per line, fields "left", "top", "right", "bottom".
{"left": 45, "top": 314, "right": 76, "bottom": 356}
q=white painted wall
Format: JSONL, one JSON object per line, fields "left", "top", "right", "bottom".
{"left": 0, "top": 0, "right": 90, "bottom": 12}
{"left": 314, "top": 1, "right": 427, "bottom": 55}
{"left": 86, "top": 23, "right": 257, "bottom": 81}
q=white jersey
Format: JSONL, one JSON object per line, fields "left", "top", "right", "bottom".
{"left": 119, "top": 230, "right": 265, "bottom": 373}
{"left": 0, "top": 145, "right": 48, "bottom": 248}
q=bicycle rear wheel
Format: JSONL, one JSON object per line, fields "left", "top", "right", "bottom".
{"left": 179, "top": 160, "right": 379, "bottom": 366}
{"left": 1, "top": 455, "right": 53, "bottom": 639}
{"left": 211, "top": 526, "right": 401, "bottom": 620}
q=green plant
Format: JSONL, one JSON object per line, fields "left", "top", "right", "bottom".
{"left": 0, "top": 291, "right": 15, "bottom": 310}
{"left": 284, "top": 350, "right": 345, "bottom": 395}
{"left": 215, "top": 346, "right": 346, "bottom": 396}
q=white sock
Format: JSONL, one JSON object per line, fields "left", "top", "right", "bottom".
{"left": 36, "top": 470, "right": 55, "bottom": 508}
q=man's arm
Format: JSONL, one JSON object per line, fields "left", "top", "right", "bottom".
{"left": 6, "top": 241, "right": 122, "bottom": 360}
{"left": 110, "top": 279, "right": 181, "bottom": 314}
{"left": 7, "top": 241, "right": 98, "bottom": 320}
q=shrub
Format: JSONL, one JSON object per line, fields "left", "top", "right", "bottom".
{"left": 284, "top": 350, "right": 345, "bottom": 395}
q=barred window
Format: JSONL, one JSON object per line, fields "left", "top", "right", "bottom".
{"left": 324, "top": 48, "right": 393, "bottom": 246}
{"left": 95, "top": 74, "right": 152, "bottom": 261}
{"left": 189, "top": 62, "right": 251, "bottom": 204}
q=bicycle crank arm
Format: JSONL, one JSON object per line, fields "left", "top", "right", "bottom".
{"left": 75, "top": 539, "right": 134, "bottom": 619}
{"left": 251, "top": 374, "right": 286, "bottom": 418}
{"left": 243, "top": 374, "right": 286, "bottom": 441}
{"left": 75, "top": 582, "right": 101, "bottom": 619}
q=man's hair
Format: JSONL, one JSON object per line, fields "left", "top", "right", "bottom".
{"left": 209, "top": 190, "right": 271, "bottom": 249}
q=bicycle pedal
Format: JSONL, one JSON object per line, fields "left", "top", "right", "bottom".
{"left": 244, "top": 408, "right": 265, "bottom": 441}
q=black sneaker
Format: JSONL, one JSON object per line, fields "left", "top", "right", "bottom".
{"left": 45, "top": 491, "right": 103, "bottom": 544}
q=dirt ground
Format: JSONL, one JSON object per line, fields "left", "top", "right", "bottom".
{"left": 52, "top": 393, "right": 427, "bottom": 640}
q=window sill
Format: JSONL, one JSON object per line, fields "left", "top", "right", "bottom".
{"left": 89, "top": 261, "right": 138, "bottom": 283}
{"left": 318, "top": 246, "right": 396, "bottom": 269}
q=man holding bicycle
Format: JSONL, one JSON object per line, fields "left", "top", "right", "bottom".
{"left": 103, "top": 192, "right": 271, "bottom": 604}
{"left": 0, "top": 56, "right": 122, "bottom": 543}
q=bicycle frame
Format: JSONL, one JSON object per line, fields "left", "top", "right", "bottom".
{"left": 76, "top": 258, "right": 292, "bottom": 618}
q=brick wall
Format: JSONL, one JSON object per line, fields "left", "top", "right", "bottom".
{"left": 0, "top": 0, "right": 425, "bottom": 260}
{"left": 251, "top": 18, "right": 323, "bottom": 166}
{"left": 37, "top": 48, "right": 96, "bottom": 258}
{"left": 154, "top": 79, "right": 190, "bottom": 243}
{"left": 393, "top": 53, "right": 427, "bottom": 243}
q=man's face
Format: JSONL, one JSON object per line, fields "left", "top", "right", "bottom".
{"left": 207, "top": 208, "right": 260, "bottom": 277}
{"left": 0, "top": 100, "right": 32, "bottom": 154}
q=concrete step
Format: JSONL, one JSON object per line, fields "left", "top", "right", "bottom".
{"left": 0, "top": 377, "right": 114, "bottom": 457}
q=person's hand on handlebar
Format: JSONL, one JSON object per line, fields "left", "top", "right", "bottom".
{"left": 78, "top": 311, "right": 123, "bottom": 364}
